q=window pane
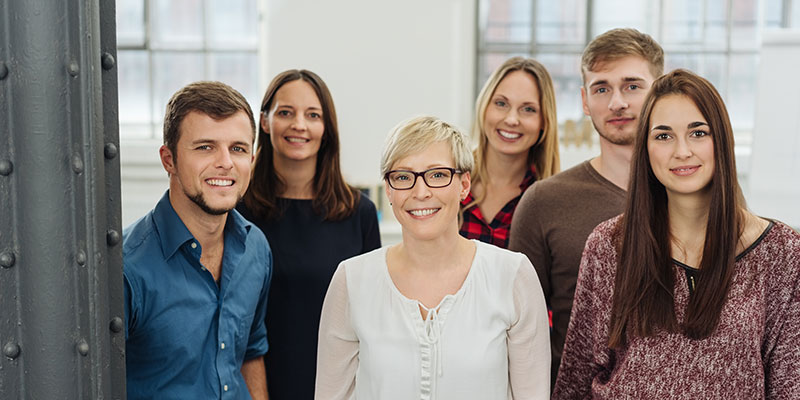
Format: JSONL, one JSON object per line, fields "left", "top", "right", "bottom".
{"left": 477, "top": 52, "right": 529, "bottom": 89}
{"left": 764, "top": 0, "right": 784, "bottom": 28}
{"left": 792, "top": 0, "right": 800, "bottom": 27}
{"left": 704, "top": 0, "right": 728, "bottom": 49}
{"left": 536, "top": 0, "right": 586, "bottom": 44}
{"left": 207, "top": 0, "right": 258, "bottom": 49}
{"left": 536, "top": 53, "right": 583, "bottom": 123}
{"left": 151, "top": 0, "right": 204, "bottom": 49}
{"left": 592, "top": 0, "right": 650, "bottom": 36}
{"left": 151, "top": 52, "right": 206, "bottom": 129}
{"left": 208, "top": 53, "right": 260, "bottom": 114}
{"left": 730, "top": 0, "right": 758, "bottom": 50}
{"left": 117, "top": 0, "right": 145, "bottom": 47}
{"left": 727, "top": 54, "right": 757, "bottom": 129}
{"left": 662, "top": 0, "right": 704, "bottom": 46}
{"left": 118, "top": 50, "right": 152, "bottom": 139}
{"left": 483, "top": 0, "right": 532, "bottom": 43}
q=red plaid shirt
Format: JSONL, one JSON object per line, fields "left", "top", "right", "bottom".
{"left": 459, "top": 164, "right": 538, "bottom": 248}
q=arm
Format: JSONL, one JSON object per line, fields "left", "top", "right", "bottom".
{"left": 315, "top": 264, "right": 359, "bottom": 400}
{"left": 551, "top": 228, "right": 610, "bottom": 399}
{"left": 509, "top": 183, "right": 552, "bottom": 303}
{"left": 242, "top": 356, "right": 268, "bottom": 400}
{"left": 508, "top": 256, "right": 551, "bottom": 399}
{"left": 360, "top": 195, "right": 382, "bottom": 252}
{"left": 765, "top": 244, "right": 800, "bottom": 399}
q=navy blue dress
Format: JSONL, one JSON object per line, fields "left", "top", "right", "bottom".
{"left": 238, "top": 193, "right": 381, "bottom": 399}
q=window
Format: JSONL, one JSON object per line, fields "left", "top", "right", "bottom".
{"left": 116, "top": 0, "right": 260, "bottom": 140}
{"left": 478, "top": 0, "right": 794, "bottom": 138}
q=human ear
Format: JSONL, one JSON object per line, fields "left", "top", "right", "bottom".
{"left": 159, "top": 145, "right": 176, "bottom": 176}
{"left": 581, "top": 86, "right": 590, "bottom": 116}
{"left": 260, "top": 112, "right": 270, "bottom": 134}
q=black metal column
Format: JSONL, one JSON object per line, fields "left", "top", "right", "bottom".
{"left": 0, "top": 0, "right": 125, "bottom": 399}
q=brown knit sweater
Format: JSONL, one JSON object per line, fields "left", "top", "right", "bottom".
{"left": 553, "top": 216, "right": 800, "bottom": 399}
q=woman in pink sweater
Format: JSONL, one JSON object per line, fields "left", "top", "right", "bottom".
{"left": 553, "top": 69, "right": 800, "bottom": 399}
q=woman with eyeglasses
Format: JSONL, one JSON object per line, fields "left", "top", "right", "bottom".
{"left": 552, "top": 70, "right": 800, "bottom": 398}
{"left": 315, "top": 116, "right": 551, "bottom": 399}
{"left": 460, "top": 57, "right": 560, "bottom": 248}
{"left": 238, "top": 69, "right": 381, "bottom": 399}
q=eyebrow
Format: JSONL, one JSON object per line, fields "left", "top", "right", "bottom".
{"left": 589, "top": 76, "right": 646, "bottom": 88}
{"left": 650, "top": 121, "right": 709, "bottom": 132}
{"left": 191, "top": 139, "right": 252, "bottom": 148}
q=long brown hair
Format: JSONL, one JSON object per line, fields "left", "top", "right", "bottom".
{"left": 242, "top": 69, "right": 359, "bottom": 221}
{"left": 467, "top": 57, "right": 560, "bottom": 209}
{"left": 608, "top": 69, "right": 745, "bottom": 347}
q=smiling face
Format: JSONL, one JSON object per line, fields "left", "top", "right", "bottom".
{"left": 161, "top": 110, "right": 254, "bottom": 217}
{"left": 582, "top": 55, "right": 656, "bottom": 146}
{"left": 647, "top": 94, "right": 715, "bottom": 199}
{"left": 385, "top": 141, "right": 470, "bottom": 243}
{"left": 264, "top": 79, "right": 325, "bottom": 163}
{"left": 482, "top": 70, "right": 543, "bottom": 157}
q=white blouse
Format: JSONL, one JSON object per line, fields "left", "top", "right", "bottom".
{"left": 315, "top": 240, "right": 550, "bottom": 400}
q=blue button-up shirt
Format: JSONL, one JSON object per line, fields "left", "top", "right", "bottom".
{"left": 123, "top": 191, "right": 272, "bottom": 400}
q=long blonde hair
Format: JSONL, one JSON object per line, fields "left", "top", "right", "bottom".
{"left": 468, "top": 57, "right": 560, "bottom": 207}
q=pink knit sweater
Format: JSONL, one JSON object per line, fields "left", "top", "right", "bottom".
{"left": 553, "top": 217, "right": 800, "bottom": 399}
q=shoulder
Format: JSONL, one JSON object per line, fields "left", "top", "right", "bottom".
{"left": 750, "top": 220, "right": 800, "bottom": 279}
{"left": 474, "top": 241, "right": 533, "bottom": 278}
{"left": 122, "top": 212, "right": 161, "bottom": 279}
{"left": 338, "top": 245, "right": 386, "bottom": 275}
{"left": 357, "top": 192, "right": 377, "bottom": 212}
{"left": 519, "top": 161, "right": 593, "bottom": 206}
{"left": 583, "top": 215, "right": 622, "bottom": 260}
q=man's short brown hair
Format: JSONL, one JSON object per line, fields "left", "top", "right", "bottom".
{"left": 581, "top": 28, "right": 664, "bottom": 85}
{"left": 162, "top": 81, "right": 255, "bottom": 157}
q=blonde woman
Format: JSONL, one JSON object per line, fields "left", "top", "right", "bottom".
{"left": 316, "top": 116, "right": 550, "bottom": 399}
{"left": 461, "top": 57, "right": 560, "bottom": 248}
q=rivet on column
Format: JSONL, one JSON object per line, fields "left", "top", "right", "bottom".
{"left": 76, "top": 249, "right": 87, "bottom": 266}
{"left": 0, "top": 251, "right": 15, "bottom": 268}
{"left": 76, "top": 339, "right": 89, "bottom": 356}
{"left": 0, "top": 160, "right": 12, "bottom": 176}
{"left": 68, "top": 61, "right": 79, "bottom": 77}
{"left": 3, "top": 342, "right": 21, "bottom": 359}
{"left": 106, "top": 230, "right": 121, "bottom": 246}
{"left": 101, "top": 53, "right": 115, "bottom": 70}
{"left": 104, "top": 143, "right": 118, "bottom": 159}
{"left": 109, "top": 317, "right": 124, "bottom": 333}
{"left": 71, "top": 154, "right": 84, "bottom": 174}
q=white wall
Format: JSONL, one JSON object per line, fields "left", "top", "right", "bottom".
{"left": 748, "top": 30, "right": 800, "bottom": 228}
{"left": 263, "top": 0, "right": 477, "bottom": 188}
{"left": 120, "top": 0, "right": 478, "bottom": 230}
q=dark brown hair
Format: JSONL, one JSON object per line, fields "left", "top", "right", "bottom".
{"left": 163, "top": 81, "right": 256, "bottom": 159}
{"left": 608, "top": 69, "right": 745, "bottom": 347}
{"left": 242, "top": 69, "right": 359, "bottom": 221}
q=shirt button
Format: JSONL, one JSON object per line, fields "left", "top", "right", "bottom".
{"left": 220, "top": 342, "right": 225, "bottom": 350}
{"left": 191, "top": 242, "right": 197, "bottom": 249}
{"left": 223, "top": 385, "right": 229, "bottom": 392}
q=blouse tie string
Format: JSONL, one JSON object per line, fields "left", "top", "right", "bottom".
{"left": 420, "top": 303, "right": 443, "bottom": 378}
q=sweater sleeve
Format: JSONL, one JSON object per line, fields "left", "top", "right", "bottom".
{"left": 315, "top": 264, "right": 359, "bottom": 400}
{"left": 508, "top": 254, "right": 552, "bottom": 399}
{"left": 509, "top": 183, "right": 552, "bottom": 301}
{"left": 551, "top": 226, "right": 612, "bottom": 399}
{"left": 765, "top": 232, "right": 800, "bottom": 399}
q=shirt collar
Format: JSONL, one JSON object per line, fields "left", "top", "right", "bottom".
{"left": 152, "top": 191, "right": 252, "bottom": 260}
{"left": 519, "top": 163, "right": 538, "bottom": 191}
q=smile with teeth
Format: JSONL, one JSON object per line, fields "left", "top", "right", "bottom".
{"left": 206, "top": 178, "right": 234, "bottom": 187}
{"left": 286, "top": 136, "right": 310, "bottom": 143}
{"left": 408, "top": 208, "right": 440, "bottom": 217}
{"left": 498, "top": 130, "right": 522, "bottom": 140}
{"left": 670, "top": 166, "right": 700, "bottom": 176}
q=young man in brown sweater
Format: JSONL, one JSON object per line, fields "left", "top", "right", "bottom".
{"left": 509, "top": 28, "right": 664, "bottom": 387}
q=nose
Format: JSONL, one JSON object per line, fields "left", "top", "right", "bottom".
{"left": 291, "top": 114, "right": 307, "bottom": 131}
{"left": 674, "top": 136, "right": 693, "bottom": 159}
{"left": 609, "top": 91, "right": 628, "bottom": 112}
{"left": 503, "top": 108, "right": 520, "bottom": 126}
{"left": 216, "top": 148, "right": 234, "bottom": 169}
{"left": 410, "top": 175, "right": 432, "bottom": 199}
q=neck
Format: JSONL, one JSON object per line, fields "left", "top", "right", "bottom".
{"left": 168, "top": 187, "right": 227, "bottom": 250}
{"left": 667, "top": 190, "right": 712, "bottom": 251}
{"left": 397, "top": 226, "right": 472, "bottom": 272}
{"left": 591, "top": 138, "right": 634, "bottom": 190}
{"left": 273, "top": 153, "right": 316, "bottom": 199}
{"left": 484, "top": 147, "right": 529, "bottom": 186}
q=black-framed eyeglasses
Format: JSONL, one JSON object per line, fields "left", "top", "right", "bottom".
{"left": 384, "top": 167, "right": 463, "bottom": 190}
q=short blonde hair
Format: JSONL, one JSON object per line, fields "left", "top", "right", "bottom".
{"left": 581, "top": 28, "right": 664, "bottom": 84}
{"left": 381, "top": 116, "right": 474, "bottom": 176}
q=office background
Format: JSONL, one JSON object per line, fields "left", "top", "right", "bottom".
{"left": 116, "top": 0, "right": 800, "bottom": 241}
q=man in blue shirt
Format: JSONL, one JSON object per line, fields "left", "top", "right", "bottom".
{"left": 123, "top": 81, "right": 271, "bottom": 399}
